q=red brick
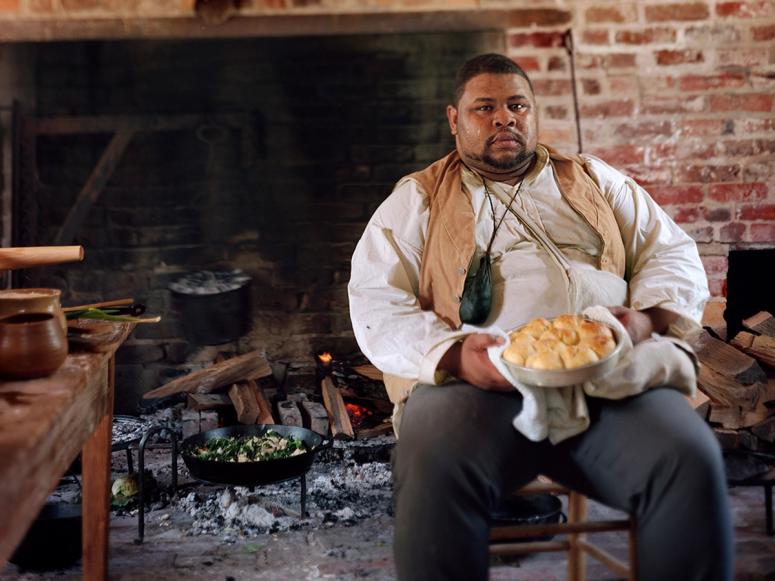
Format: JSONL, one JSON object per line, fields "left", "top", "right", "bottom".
{"left": 708, "top": 278, "right": 725, "bottom": 297}
{"left": 651, "top": 141, "right": 716, "bottom": 160}
{"left": 646, "top": 2, "right": 710, "bottom": 21}
{"left": 672, "top": 206, "right": 701, "bottom": 223}
{"left": 609, "top": 76, "right": 639, "bottom": 93}
{"left": 28, "top": 0, "right": 53, "bottom": 10}
{"left": 61, "top": 0, "right": 99, "bottom": 8}
{"left": 583, "top": 30, "right": 610, "bottom": 45}
{"left": 577, "top": 53, "right": 637, "bottom": 69}
{"left": 675, "top": 164, "right": 741, "bottom": 182}
{"left": 532, "top": 79, "right": 572, "bottom": 96}
{"left": 644, "top": 95, "right": 706, "bottom": 114}
{"left": 738, "top": 203, "right": 775, "bottom": 220}
{"left": 679, "top": 119, "right": 733, "bottom": 137}
{"left": 544, "top": 106, "right": 568, "bottom": 120}
{"left": 687, "top": 225, "right": 715, "bottom": 242}
{"left": 684, "top": 24, "right": 742, "bottom": 43}
{"left": 616, "top": 121, "right": 673, "bottom": 139}
{"left": 655, "top": 49, "right": 705, "bottom": 65}
{"left": 679, "top": 72, "right": 747, "bottom": 91}
{"left": 588, "top": 144, "right": 645, "bottom": 166}
{"left": 649, "top": 185, "right": 705, "bottom": 205}
{"left": 717, "top": 1, "right": 775, "bottom": 18}
{"left": 615, "top": 28, "right": 678, "bottom": 44}
{"left": 758, "top": 139, "right": 775, "bottom": 154}
{"left": 0, "top": 0, "right": 19, "bottom": 9}
{"left": 716, "top": 139, "right": 759, "bottom": 156}
{"left": 719, "top": 222, "right": 747, "bottom": 242}
{"left": 718, "top": 48, "right": 771, "bottom": 67}
{"left": 580, "top": 99, "right": 635, "bottom": 118}
{"left": 581, "top": 78, "right": 601, "bottom": 95}
{"left": 548, "top": 56, "right": 567, "bottom": 71}
{"left": 749, "top": 223, "right": 775, "bottom": 242}
{"left": 709, "top": 183, "right": 768, "bottom": 202}
{"left": 626, "top": 166, "right": 674, "bottom": 186}
{"left": 753, "top": 24, "right": 775, "bottom": 40}
{"left": 513, "top": 56, "right": 541, "bottom": 72}
{"left": 740, "top": 118, "right": 775, "bottom": 132}
{"left": 703, "top": 207, "right": 733, "bottom": 222}
{"left": 701, "top": 255, "right": 729, "bottom": 275}
{"left": 509, "top": 32, "right": 566, "bottom": 48}
{"left": 585, "top": 5, "right": 637, "bottom": 23}
{"left": 710, "top": 93, "right": 774, "bottom": 113}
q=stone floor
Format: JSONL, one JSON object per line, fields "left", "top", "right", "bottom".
{"left": 3, "top": 445, "right": 775, "bottom": 580}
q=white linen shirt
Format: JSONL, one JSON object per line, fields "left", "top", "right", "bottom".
{"left": 348, "top": 146, "right": 709, "bottom": 387}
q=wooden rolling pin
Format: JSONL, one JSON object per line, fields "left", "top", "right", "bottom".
{"left": 0, "top": 246, "right": 84, "bottom": 270}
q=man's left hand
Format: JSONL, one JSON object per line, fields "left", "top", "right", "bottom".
{"left": 607, "top": 305, "right": 678, "bottom": 344}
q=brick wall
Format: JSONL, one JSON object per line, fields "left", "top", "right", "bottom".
{"left": 503, "top": 1, "right": 775, "bottom": 298}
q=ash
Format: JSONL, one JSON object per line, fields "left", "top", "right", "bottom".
{"left": 168, "top": 269, "right": 251, "bottom": 295}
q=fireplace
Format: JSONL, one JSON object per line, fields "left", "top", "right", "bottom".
{"left": 11, "top": 32, "right": 503, "bottom": 413}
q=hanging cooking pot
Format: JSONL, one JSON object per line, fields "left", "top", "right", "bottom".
{"left": 180, "top": 424, "right": 332, "bottom": 486}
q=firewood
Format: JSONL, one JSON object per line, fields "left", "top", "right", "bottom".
{"left": 697, "top": 364, "right": 764, "bottom": 410}
{"left": 321, "top": 377, "right": 354, "bottom": 440}
{"left": 684, "top": 390, "right": 710, "bottom": 420}
{"left": 738, "top": 430, "right": 764, "bottom": 452}
{"left": 351, "top": 364, "right": 384, "bottom": 382}
{"left": 252, "top": 380, "right": 275, "bottom": 425}
{"left": 751, "top": 416, "right": 775, "bottom": 444}
{"left": 300, "top": 401, "right": 330, "bottom": 436}
{"left": 713, "top": 428, "right": 741, "bottom": 449}
{"left": 730, "top": 332, "right": 775, "bottom": 368}
{"left": 276, "top": 400, "right": 303, "bottom": 427}
{"left": 709, "top": 401, "right": 771, "bottom": 429}
{"left": 691, "top": 329, "right": 767, "bottom": 385}
{"left": 228, "top": 382, "right": 260, "bottom": 424}
{"left": 143, "top": 350, "right": 272, "bottom": 399}
{"left": 742, "top": 311, "right": 775, "bottom": 338}
{"left": 356, "top": 421, "right": 394, "bottom": 439}
{"left": 186, "top": 393, "right": 232, "bottom": 411}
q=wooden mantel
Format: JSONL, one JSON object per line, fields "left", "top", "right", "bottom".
{"left": 0, "top": 8, "right": 570, "bottom": 43}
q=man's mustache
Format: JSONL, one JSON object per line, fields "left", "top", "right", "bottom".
{"left": 487, "top": 129, "right": 525, "bottom": 145}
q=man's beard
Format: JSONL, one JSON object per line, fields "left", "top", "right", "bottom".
{"left": 468, "top": 145, "right": 535, "bottom": 171}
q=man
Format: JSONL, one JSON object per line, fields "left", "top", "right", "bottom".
{"left": 348, "top": 53, "right": 732, "bottom": 580}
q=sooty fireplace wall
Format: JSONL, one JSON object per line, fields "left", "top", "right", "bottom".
{"left": 16, "top": 32, "right": 502, "bottom": 413}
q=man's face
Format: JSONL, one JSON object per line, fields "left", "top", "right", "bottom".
{"left": 447, "top": 73, "right": 538, "bottom": 176}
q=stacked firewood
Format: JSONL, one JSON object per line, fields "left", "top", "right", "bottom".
{"left": 691, "top": 311, "right": 775, "bottom": 452}
{"left": 142, "top": 350, "right": 393, "bottom": 440}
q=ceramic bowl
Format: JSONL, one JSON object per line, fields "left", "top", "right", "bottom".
{"left": 0, "top": 312, "right": 68, "bottom": 379}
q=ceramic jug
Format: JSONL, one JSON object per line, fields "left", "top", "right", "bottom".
{"left": 0, "top": 288, "right": 67, "bottom": 332}
{"left": 0, "top": 312, "right": 68, "bottom": 379}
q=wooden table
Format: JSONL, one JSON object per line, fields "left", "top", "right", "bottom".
{"left": 0, "top": 322, "right": 133, "bottom": 579}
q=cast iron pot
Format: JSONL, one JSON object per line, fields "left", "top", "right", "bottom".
{"left": 490, "top": 493, "right": 565, "bottom": 543}
{"left": 180, "top": 424, "right": 332, "bottom": 486}
{"left": 10, "top": 501, "right": 82, "bottom": 570}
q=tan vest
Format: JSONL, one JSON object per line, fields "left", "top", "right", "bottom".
{"left": 383, "top": 145, "right": 627, "bottom": 405}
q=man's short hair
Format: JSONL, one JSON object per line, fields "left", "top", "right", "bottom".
{"left": 452, "top": 53, "right": 534, "bottom": 106}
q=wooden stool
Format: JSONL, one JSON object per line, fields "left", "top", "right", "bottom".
{"left": 489, "top": 478, "right": 638, "bottom": 581}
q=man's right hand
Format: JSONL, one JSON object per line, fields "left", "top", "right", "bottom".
{"left": 438, "top": 334, "right": 513, "bottom": 392}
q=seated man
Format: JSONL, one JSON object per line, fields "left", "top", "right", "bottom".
{"left": 348, "top": 53, "right": 733, "bottom": 580}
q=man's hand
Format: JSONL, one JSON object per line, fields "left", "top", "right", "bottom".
{"left": 438, "top": 334, "right": 513, "bottom": 391}
{"left": 607, "top": 305, "right": 678, "bottom": 344}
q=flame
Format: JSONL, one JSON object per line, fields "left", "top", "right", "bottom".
{"left": 318, "top": 352, "right": 333, "bottom": 365}
{"left": 345, "top": 402, "right": 374, "bottom": 423}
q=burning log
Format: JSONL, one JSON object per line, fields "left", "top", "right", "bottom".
{"left": 143, "top": 350, "right": 272, "bottom": 399}
{"left": 186, "top": 393, "right": 232, "bottom": 411}
{"left": 321, "top": 377, "right": 354, "bottom": 440}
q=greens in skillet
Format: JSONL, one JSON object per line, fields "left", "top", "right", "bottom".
{"left": 192, "top": 430, "right": 307, "bottom": 463}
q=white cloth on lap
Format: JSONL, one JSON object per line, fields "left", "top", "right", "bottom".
{"left": 488, "top": 305, "right": 699, "bottom": 444}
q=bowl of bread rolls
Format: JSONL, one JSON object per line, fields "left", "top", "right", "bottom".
{"left": 501, "top": 314, "right": 623, "bottom": 387}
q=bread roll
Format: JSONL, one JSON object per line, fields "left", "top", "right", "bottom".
{"left": 504, "top": 314, "right": 617, "bottom": 371}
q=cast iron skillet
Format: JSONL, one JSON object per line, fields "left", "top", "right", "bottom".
{"left": 181, "top": 424, "right": 333, "bottom": 486}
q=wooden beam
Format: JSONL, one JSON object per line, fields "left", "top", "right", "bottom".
{"left": 54, "top": 128, "right": 135, "bottom": 245}
{"left": 0, "top": 9, "right": 570, "bottom": 43}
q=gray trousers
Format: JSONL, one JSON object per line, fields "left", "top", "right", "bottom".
{"left": 393, "top": 382, "right": 733, "bottom": 581}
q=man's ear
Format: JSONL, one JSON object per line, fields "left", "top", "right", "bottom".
{"left": 446, "top": 105, "right": 458, "bottom": 136}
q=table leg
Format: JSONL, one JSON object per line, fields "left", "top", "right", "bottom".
{"left": 81, "top": 356, "right": 115, "bottom": 581}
